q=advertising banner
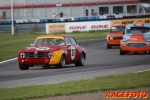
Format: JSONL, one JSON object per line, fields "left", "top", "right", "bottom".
{"left": 46, "top": 18, "right": 150, "bottom": 34}
{"left": 66, "top": 21, "right": 110, "bottom": 33}
{"left": 46, "top": 21, "right": 110, "bottom": 34}
{"left": 46, "top": 23, "right": 66, "bottom": 34}
{"left": 110, "top": 18, "right": 150, "bottom": 27}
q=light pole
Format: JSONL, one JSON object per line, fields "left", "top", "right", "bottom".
{"left": 11, "top": 0, "right": 14, "bottom": 35}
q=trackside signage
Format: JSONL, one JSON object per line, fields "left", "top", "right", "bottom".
{"left": 66, "top": 21, "right": 110, "bottom": 32}
{"left": 46, "top": 21, "right": 110, "bottom": 34}
{"left": 46, "top": 23, "right": 66, "bottom": 33}
{"left": 110, "top": 18, "right": 150, "bottom": 26}
{"left": 46, "top": 18, "right": 150, "bottom": 34}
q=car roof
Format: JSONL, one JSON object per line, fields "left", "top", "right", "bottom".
{"left": 37, "top": 34, "right": 71, "bottom": 40}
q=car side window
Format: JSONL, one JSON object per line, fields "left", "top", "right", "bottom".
{"left": 69, "top": 37, "right": 77, "bottom": 45}
{"left": 65, "top": 37, "right": 77, "bottom": 45}
{"left": 56, "top": 39, "right": 65, "bottom": 45}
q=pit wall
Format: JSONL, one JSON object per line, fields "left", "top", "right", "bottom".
{"left": 46, "top": 18, "right": 150, "bottom": 34}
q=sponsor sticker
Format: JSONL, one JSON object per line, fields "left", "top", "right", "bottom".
{"left": 36, "top": 47, "right": 50, "bottom": 50}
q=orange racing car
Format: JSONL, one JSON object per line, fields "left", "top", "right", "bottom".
{"left": 120, "top": 23, "right": 150, "bottom": 55}
{"left": 106, "top": 25, "right": 125, "bottom": 49}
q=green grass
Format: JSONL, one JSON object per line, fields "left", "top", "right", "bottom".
{"left": 0, "top": 30, "right": 108, "bottom": 62}
{"left": 0, "top": 70, "right": 149, "bottom": 100}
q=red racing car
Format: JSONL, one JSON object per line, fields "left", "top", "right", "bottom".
{"left": 18, "top": 35, "right": 86, "bottom": 70}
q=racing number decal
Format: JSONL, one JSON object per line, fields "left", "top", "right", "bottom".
{"left": 71, "top": 46, "right": 76, "bottom": 60}
{"left": 72, "top": 49, "right": 75, "bottom": 56}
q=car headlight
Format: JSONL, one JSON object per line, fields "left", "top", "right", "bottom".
{"left": 147, "top": 42, "right": 150, "bottom": 46}
{"left": 20, "top": 52, "right": 25, "bottom": 58}
{"left": 109, "top": 37, "right": 114, "bottom": 40}
{"left": 121, "top": 42, "right": 127, "bottom": 46}
{"left": 48, "top": 53, "right": 54, "bottom": 58}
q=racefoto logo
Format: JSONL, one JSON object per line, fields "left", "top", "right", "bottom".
{"left": 106, "top": 91, "right": 148, "bottom": 99}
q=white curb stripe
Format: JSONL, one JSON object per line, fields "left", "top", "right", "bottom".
{"left": 134, "top": 69, "right": 150, "bottom": 73}
{"left": 0, "top": 58, "right": 17, "bottom": 64}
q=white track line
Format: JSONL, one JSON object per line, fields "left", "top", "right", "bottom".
{"left": 0, "top": 58, "right": 17, "bottom": 64}
{"left": 134, "top": 69, "right": 150, "bottom": 73}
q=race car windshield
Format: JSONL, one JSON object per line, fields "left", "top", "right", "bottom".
{"left": 126, "top": 27, "right": 150, "bottom": 34}
{"left": 110, "top": 26, "right": 125, "bottom": 33}
{"left": 34, "top": 38, "right": 64, "bottom": 45}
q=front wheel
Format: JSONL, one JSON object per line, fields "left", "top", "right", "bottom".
{"left": 120, "top": 49, "right": 127, "bottom": 55}
{"left": 75, "top": 53, "right": 85, "bottom": 66}
{"left": 107, "top": 43, "right": 111, "bottom": 49}
{"left": 55, "top": 55, "right": 66, "bottom": 68}
{"left": 19, "top": 64, "right": 29, "bottom": 70}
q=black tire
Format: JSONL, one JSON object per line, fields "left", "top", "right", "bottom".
{"left": 107, "top": 43, "right": 111, "bottom": 49}
{"left": 120, "top": 49, "right": 127, "bottom": 55}
{"left": 19, "top": 64, "right": 29, "bottom": 70}
{"left": 55, "top": 54, "right": 65, "bottom": 68}
{"left": 75, "top": 53, "right": 85, "bottom": 66}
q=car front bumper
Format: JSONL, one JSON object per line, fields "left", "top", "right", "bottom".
{"left": 120, "top": 46, "right": 150, "bottom": 52}
{"left": 18, "top": 58, "right": 50, "bottom": 65}
{"left": 107, "top": 40, "right": 121, "bottom": 46}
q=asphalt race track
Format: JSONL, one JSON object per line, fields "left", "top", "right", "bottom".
{"left": 0, "top": 39, "right": 150, "bottom": 88}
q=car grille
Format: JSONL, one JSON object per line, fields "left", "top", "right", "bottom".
{"left": 128, "top": 43, "right": 146, "bottom": 47}
{"left": 25, "top": 52, "right": 49, "bottom": 58}
{"left": 114, "top": 36, "right": 123, "bottom": 39}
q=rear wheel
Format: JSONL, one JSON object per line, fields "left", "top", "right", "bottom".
{"left": 75, "top": 53, "right": 85, "bottom": 66}
{"left": 107, "top": 43, "right": 111, "bottom": 49}
{"left": 55, "top": 54, "right": 65, "bottom": 68}
{"left": 19, "top": 64, "right": 29, "bottom": 70}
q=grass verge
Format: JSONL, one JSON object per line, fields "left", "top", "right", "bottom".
{"left": 0, "top": 30, "right": 108, "bottom": 62}
{"left": 0, "top": 70, "right": 149, "bottom": 100}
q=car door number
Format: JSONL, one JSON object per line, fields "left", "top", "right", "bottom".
{"left": 71, "top": 46, "right": 76, "bottom": 60}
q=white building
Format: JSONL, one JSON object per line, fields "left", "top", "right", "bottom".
{"left": 0, "top": 0, "right": 149, "bottom": 19}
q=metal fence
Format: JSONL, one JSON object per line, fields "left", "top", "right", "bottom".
{"left": 0, "top": 23, "right": 45, "bottom": 33}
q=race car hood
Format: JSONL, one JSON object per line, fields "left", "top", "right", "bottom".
{"left": 20, "top": 45, "right": 60, "bottom": 52}
{"left": 122, "top": 33, "right": 150, "bottom": 42}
